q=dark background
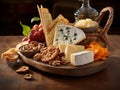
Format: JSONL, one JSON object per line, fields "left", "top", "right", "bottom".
{"left": 0, "top": 0, "right": 120, "bottom": 35}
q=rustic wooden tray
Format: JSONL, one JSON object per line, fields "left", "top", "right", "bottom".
{"left": 18, "top": 52, "right": 108, "bottom": 76}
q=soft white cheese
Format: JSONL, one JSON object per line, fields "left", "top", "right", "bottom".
{"left": 53, "top": 25, "right": 86, "bottom": 46}
{"left": 70, "top": 51, "right": 94, "bottom": 66}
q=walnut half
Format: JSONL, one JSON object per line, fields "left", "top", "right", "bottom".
{"left": 24, "top": 74, "right": 33, "bottom": 80}
{"left": 16, "top": 66, "right": 30, "bottom": 73}
{"left": 49, "top": 60, "right": 61, "bottom": 66}
{"left": 40, "top": 46, "right": 60, "bottom": 62}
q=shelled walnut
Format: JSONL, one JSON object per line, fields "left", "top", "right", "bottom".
{"left": 16, "top": 66, "right": 30, "bottom": 73}
{"left": 33, "top": 45, "right": 67, "bottom": 66}
{"left": 24, "top": 74, "right": 33, "bottom": 80}
{"left": 49, "top": 60, "right": 61, "bottom": 66}
{"left": 34, "top": 45, "right": 60, "bottom": 62}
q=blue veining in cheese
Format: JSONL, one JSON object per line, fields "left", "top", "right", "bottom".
{"left": 53, "top": 25, "right": 86, "bottom": 46}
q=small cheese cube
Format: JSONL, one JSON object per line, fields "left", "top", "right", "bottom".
{"left": 70, "top": 51, "right": 94, "bottom": 66}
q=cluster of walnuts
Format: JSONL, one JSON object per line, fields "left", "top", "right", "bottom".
{"left": 19, "top": 41, "right": 67, "bottom": 66}
{"left": 34, "top": 45, "right": 66, "bottom": 66}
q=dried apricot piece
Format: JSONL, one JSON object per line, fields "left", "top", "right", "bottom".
{"left": 86, "top": 41, "right": 109, "bottom": 61}
{"left": 94, "top": 47, "right": 104, "bottom": 60}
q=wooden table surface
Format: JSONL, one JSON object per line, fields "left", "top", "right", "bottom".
{"left": 0, "top": 35, "right": 120, "bottom": 90}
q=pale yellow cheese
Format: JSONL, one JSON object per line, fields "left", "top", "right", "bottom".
{"left": 58, "top": 43, "right": 67, "bottom": 53}
{"left": 74, "top": 18, "right": 98, "bottom": 28}
{"left": 65, "top": 44, "right": 85, "bottom": 62}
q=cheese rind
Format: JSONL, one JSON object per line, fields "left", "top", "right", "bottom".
{"left": 53, "top": 25, "right": 86, "bottom": 46}
{"left": 65, "top": 44, "right": 85, "bottom": 62}
{"left": 70, "top": 51, "right": 94, "bottom": 66}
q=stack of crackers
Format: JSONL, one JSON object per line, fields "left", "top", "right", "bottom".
{"left": 37, "top": 5, "right": 70, "bottom": 46}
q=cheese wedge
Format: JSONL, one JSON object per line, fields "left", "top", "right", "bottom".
{"left": 58, "top": 43, "right": 67, "bottom": 53}
{"left": 70, "top": 51, "right": 94, "bottom": 66}
{"left": 65, "top": 44, "right": 85, "bottom": 62}
{"left": 53, "top": 25, "right": 86, "bottom": 46}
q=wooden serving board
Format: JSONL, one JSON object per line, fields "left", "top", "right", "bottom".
{"left": 18, "top": 52, "right": 108, "bottom": 76}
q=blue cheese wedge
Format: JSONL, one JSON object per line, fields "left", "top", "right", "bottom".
{"left": 53, "top": 25, "right": 86, "bottom": 46}
{"left": 70, "top": 51, "right": 94, "bottom": 66}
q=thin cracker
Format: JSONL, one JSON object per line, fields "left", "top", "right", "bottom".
{"left": 37, "top": 5, "right": 53, "bottom": 45}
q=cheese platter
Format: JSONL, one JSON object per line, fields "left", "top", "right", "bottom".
{"left": 1, "top": 6, "right": 114, "bottom": 78}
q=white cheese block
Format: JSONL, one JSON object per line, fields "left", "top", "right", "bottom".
{"left": 53, "top": 25, "right": 86, "bottom": 46}
{"left": 70, "top": 51, "right": 94, "bottom": 66}
{"left": 65, "top": 44, "right": 85, "bottom": 62}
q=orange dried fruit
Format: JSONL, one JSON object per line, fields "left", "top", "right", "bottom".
{"left": 86, "top": 41, "right": 109, "bottom": 61}
{"left": 94, "top": 47, "right": 104, "bottom": 60}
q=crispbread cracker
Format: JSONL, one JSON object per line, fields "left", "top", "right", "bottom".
{"left": 47, "top": 15, "right": 69, "bottom": 46}
{"left": 37, "top": 5, "right": 52, "bottom": 32}
{"left": 37, "top": 5, "right": 52, "bottom": 46}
